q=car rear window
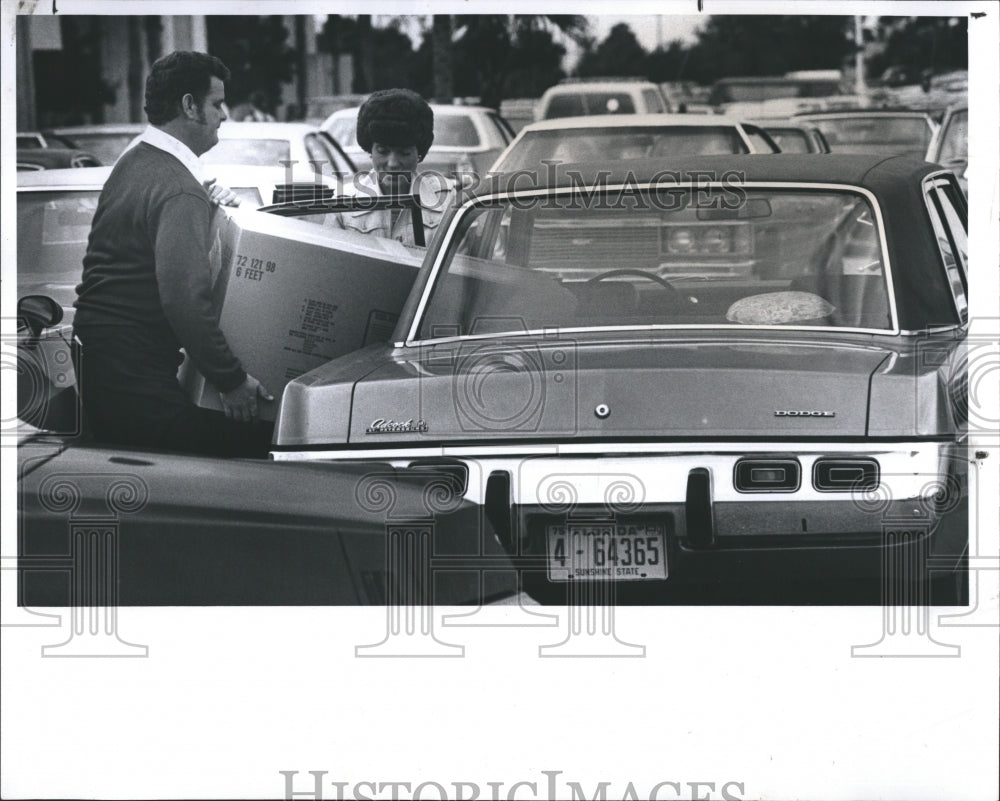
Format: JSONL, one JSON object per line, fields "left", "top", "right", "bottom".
{"left": 203, "top": 138, "right": 291, "bottom": 166}
{"left": 418, "top": 187, "right": 892, "bottom": 338}
{"left": 544, "top": 94, "right": 586, "bottom": 119}
{"left": 496, "top": 127, "right": 749, "bottom": 171}
{"left": 583, "top": 92, "right": 636, "bottom": 115}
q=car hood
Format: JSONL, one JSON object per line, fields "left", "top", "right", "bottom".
{"left": 274, "top": 333, "right": 960, "bottom": 448}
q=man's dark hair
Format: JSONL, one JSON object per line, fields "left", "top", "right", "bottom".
{"left": 144, "top": 51, "right": 230, "bottom": 125}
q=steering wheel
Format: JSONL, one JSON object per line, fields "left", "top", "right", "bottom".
{"left": 587, "top": 268, "right": 678, "bottom": 291}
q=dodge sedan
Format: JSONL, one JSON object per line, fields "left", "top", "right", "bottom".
{"left": 268, "top": 154, "right": 969, "bottom": 603}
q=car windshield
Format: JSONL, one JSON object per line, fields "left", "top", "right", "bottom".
{"left": 498, "top": 127, "right": 749, "bottom": 171}
{"left": 204, "top": 138, "right": 291, "bottom": 166}
{"left": 809, "top": 116, "right": 931, "bottom": 156}
{"left": 417, "top": 187, "right": 892, "bottom": 339}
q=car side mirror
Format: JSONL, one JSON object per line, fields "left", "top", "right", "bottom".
{"left": 17, "top": 294, "right": 63, "bottom": 337}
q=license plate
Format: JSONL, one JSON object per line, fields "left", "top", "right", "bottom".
{"left": 546, "top": 522, "right": 667, "bottom": 582}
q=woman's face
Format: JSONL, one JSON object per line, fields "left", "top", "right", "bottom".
{"left": 371, "top": 141, "right": 420, "bottom": 194}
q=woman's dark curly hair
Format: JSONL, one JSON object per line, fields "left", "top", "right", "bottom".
{"left": 144, "top": 51, "right": 231, "bottom": 125}
{"left": 356, "top": 89, "right": 434, "bottom": 158}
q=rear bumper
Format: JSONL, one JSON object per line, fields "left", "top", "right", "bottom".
{"left": 274, "top": 440, "right": 969, "bottom": 596}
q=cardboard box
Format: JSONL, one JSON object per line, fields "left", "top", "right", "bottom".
{"left": 179, "top": 208, "right": 424, "bottom": 421}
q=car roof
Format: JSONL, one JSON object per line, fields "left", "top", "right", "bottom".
{"left": 517, "top": 114, "right": 756, "bottom": 132}
{"left": 475, "top": 153, "right": 935, "bottom": 194}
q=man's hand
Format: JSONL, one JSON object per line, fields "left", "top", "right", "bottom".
{"left": 219, "top": 374, "right": 273, "bottom": 422}
{"left": 203, "top": 178, "right": 241, "bottom": 207}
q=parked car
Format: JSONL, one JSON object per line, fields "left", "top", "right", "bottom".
{"left": 44, "top": 123, "right": 146, "bottom": 165}
{"left": 203, "top": 121, "right": 357, "bottom": 177}
{"left": 926, "top": 105, "right": 968, "bottom": 194}
{"left": 16, "top": 147, "right": 102, "bottom": 171}
{"left": 322, "top": 103, "right": 515, "bottom": 177}
{"left": 535, "top": 79, "right": 671, "bottom": 121}
{"left": 491, "top": 114, "right": 778, "bottom": 172}
{"left": 17, "top": 154, "right": 969, "bottom": 606}
{"left": 752, "top": 120, "right": 831, "bottom": 154}
{"left": 17, "top": 130, "right": 77, "bottom": 149}
{"left": 795, "top": 109, "right": 938, "bottom": 158}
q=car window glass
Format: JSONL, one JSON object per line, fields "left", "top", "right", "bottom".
{"left": 925, "top": 183, "right": 968, "bottom": 323}
{"left": 584, "top": 93, "right": 635, "bottom": 115}
{"left": 58, "top": 133, "right": 137, "bottom": 165}
{"left": 490, "top": 113, "right": 516, "bottom": 142}
{"left": 809, "top": 116, "right": 931, "bottom": 156}
{"left": 766, "top": 128, "right": 810, "bottom": 153}
{"left": 642, "top": 88, "right": 665, "bottom": 113}
{"left": 17, "top": 190, "right": 100, "bottom": 285}
{"left": 303, "top": 133, "right": 347, "bottom": 175}
{"left": 544, "top": 94, "right": 585, "bottom": 119}
{"left": 435, "top": 115, "right": 481, "bottom": 147}
{"left": 327, "top": 117, "right": 357, "bottom": 149}
{"left": 939, "top": 109, "right": 968, "bottom": 163}
{"left": 742, "top": 125, "right": 778, "bottom": 153}
{"left": 497, "top": 127, "right": 748, "bottom": 171}
{"left": 418, "top": 189, "right": 892, "bottom": 339}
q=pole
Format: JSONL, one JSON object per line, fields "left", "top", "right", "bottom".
{"left": 855, "top": 16, "right": 866, "bottom": 95}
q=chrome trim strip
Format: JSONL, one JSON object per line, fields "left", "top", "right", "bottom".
{"left": 403, "top": 181, "right": 900, "bottom": 343}
{"left": 271, "top": 438, "right": 950, "bottom": 460}
{"left": 272, "top": 442, "right": 954, "bottom": 506}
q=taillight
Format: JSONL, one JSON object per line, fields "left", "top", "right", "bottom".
{"left": 733, "top": 458, "right": 800, "bottom": 493}
{"left": 812, "top": 458, "right": 879, "bottom": 492}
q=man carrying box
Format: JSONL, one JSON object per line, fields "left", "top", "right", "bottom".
{"left": 73, "top": 51, "right": 274, "bottom": 458}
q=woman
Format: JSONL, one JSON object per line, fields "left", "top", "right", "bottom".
{"left": 326, "top": 88, "right": 452, "bottom": 247}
